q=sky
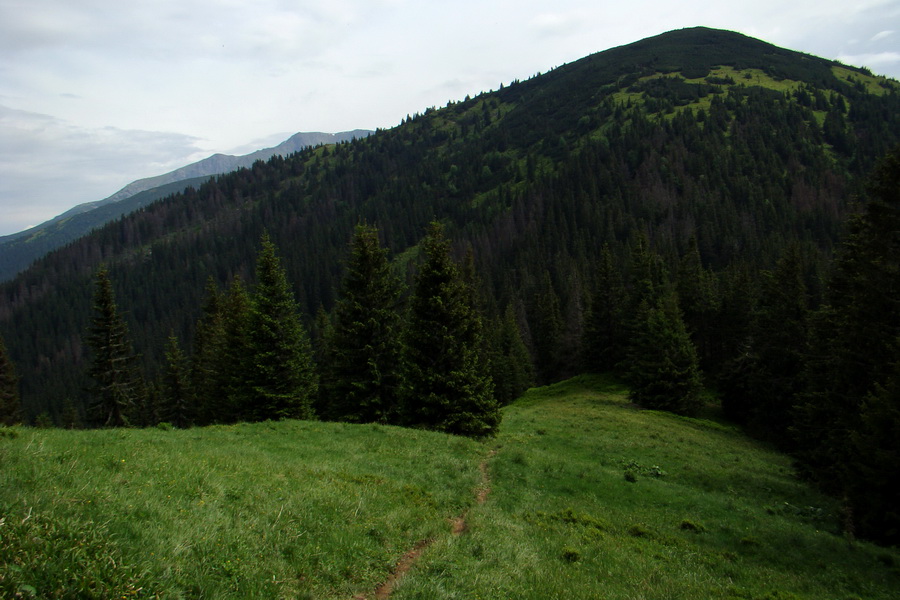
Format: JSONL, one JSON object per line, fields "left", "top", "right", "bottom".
{"left": 1, "top": 0, "right": 899, "bottom": 236}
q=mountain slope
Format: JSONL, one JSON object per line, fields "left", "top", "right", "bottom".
{"left": 0, "top": 130, "right": 372, "bottom": 282}
{"left": 1, "top": 376, "right": 897, "bottom": 598}
{"left": 2, "top": 26, "right": 899, "bottom": 418}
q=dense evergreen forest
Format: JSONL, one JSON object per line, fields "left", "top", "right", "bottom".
{"left": 1, "top": 27, "right": 900, "bottom": 543}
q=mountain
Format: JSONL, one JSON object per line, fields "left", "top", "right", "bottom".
{"left": 81, "top": 130, "right": 374, "bottom": 207}
{"left": 2, "top": 26, "right": 899, "bottom": 418}
{"left": 0, "top": 130, "right": 372, "bottom": 282}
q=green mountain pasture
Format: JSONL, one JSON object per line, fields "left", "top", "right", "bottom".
{"left": 2, "top": 376, "right": 897, "bottom": 599}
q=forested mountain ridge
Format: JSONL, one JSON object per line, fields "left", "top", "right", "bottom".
{"left": 7, "top": 28, "right": 900, "bottom": 418}
{"left": 2, "top": 25, "right": 899, "bottom": 424}
{"left": 0, "top": 130, "right": 373, "bottom": 283}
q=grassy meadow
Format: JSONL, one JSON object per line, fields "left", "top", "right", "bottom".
{"left": 2, "top": 376, "right": 899, "bottom": 599}
{"left": 0, "top": 420, "right": 484, "bottom": 599}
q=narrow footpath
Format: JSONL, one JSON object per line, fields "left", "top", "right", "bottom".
{"left": 356, "top": 448, "right": 498, "bottom": 600}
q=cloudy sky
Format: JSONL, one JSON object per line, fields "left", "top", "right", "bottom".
{"left": 1, "top": 0, "right": 899, "bottom": 236}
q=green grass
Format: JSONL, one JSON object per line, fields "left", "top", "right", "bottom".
{"left": 2, "top": 377, "right": 899, "bottom": 599}
{"left": 832, "top": 65, "right": 899, "bottom": 96}
{"left": 393, "top": 375, "right": 900, "bottom": 600}
{"left": 609, "top": 66, "right": 807, "bottom": 124}
{"left": 609, "top": 64, "right": 894, "bottom": 128}
{"left": 0, "top": 421, "right": 484, "bottom": 599}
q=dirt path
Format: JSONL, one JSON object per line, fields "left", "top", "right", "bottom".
{"left": 450, "top": 450, "right": 495, "bottom": 535}
{"left": 356, "top": 448, "right": 497, "bottom": 600}
{"left": 369, "top": 539, "right": 431, "bottom": 600}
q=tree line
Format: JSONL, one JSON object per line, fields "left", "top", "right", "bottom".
{"left": 0, "top": 150, "right": 897, "bottom": 547}
{"left": 753, "top": 149, "right": 900, "bottom": 546}
{"left": 60, "top": 222, "right": 507, "bottom": 438}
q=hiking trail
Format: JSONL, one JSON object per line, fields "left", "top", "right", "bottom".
{"left": 354, "top": 448, "right": 497, "bottom": 600}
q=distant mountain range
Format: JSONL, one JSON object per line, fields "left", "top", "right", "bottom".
{"left": 0, "top": 129, "right": 372, "bottom": 282}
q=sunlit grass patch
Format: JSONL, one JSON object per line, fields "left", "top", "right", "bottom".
{"left": 832, "top": 65, "right": 899, "bottom": 96}
{"left": 0, "top": 419, "right": 484, "bottom": 599}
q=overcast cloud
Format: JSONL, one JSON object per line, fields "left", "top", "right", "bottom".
{"left": 1, "top": 0, "right": 899, "bottom": 235}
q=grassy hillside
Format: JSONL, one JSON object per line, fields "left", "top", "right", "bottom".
{"left": 2, "top": 377, "right": 898, "bottom": 599}
{"left": 0, "top": 421, "right": 484, "bottom": 599}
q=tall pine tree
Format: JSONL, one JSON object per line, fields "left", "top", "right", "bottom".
{"left": 403, "top": 222, "right": 500, "bottom": 436}
{"left": 218, "top": 276, "right": 254, "bottom": 423}
{"left": 531, "top": 271, "right": 563, "bottom": 385}
{"left": 626, "top": 290, "right": 704, "bottom": 416}
{"left": 721, "top": 244, "right": 810, "bottom": 444}
{"left": 160, "top": 332, "right": 191, "bottom": 428}
{"left": 85, "top": 266, "right": 144, "bottom": 427}
{"left": 676, "top": 236, "right": 720, "bottom": 373}
{"left": 582, "top": 244, "right": 626, "bottom": 373}
{"left": 794, "top": 147, "right": 900, "bottom": 544}
{"left": 189, "top": 278, "right": 225, "bottom": 425}
{"left": 246, "top": 233, "right": 317, "bottom": 421}
{"left": 321, "top": 224, "right": 404, "bottom": 423}
{"left": 849, "top": 365, "right": 900, "bottom": 544}
{"left": 489, "top": 303, "right": 535, "bottom": 405}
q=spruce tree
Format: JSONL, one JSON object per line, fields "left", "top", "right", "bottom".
{"left": 625, "top": 231, "right": 663, "bottom": 316}
{"left": 246, "top": 233, "right": 317, "bottom": 421}
{"left": 721, "top": 244, "right": 809, "bottom": 444}
{"left": 621, "top": 233, "right": 705, "bottom": 415}
{"left": 848, "top": 368, "right": 900, "bottom": 544}
{"left": 489, "top": 303, "right": 535, "bottom": 405}
{"left": 189, "top": 278, "right": 225, "bottom": 425}
{"left": 218, "top": 276, "right": 253, "bottom": 423}
{"left": 160, "top": 333, "right": 190, "bottom": 428}
{"left": 626, "top": 291, "right": 704, "bottom": 416}
{"left": 135, "top": 381, "right": 160, "bottom": 428}
{"left": 321, "top": 224, "right": 404, "bottom": 423}
{"left": 794, "top": 147, "right": 900, "bottom": 543}
{"left": 559, "top": 272, "right": 587, "bottom": 381}
{"left": 403, "top": 222, "right": 500, "bottom": 436}
{"left": 312, "top": 306, "right": 334, "bottom": 369}
{"left": 676, "top": 237, "right": 720, "bottom": 372}
{"left": 531, "top": 271, "right": 563, "bottom": 384}
{"left": 60, "top": 397, "right": 81, "bottom": 429}
{"left": 85, "top": 266, "right": 143, "bottom": 427}
{"left": 714, "top": 263, "right": 759, "bottom": 380}
{"left": 582, "top": 244, "right": 626, "bottom": 373}
{"left": 0, "top": 334, "right": 22, "bottom": 426}
{"left": 312, "top": 305, "right": 335, "bottom": 418}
